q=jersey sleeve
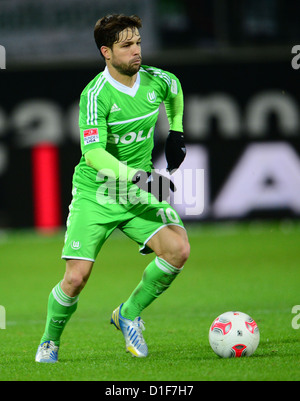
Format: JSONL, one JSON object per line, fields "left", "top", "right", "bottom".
{"left": 141, "top": 65, "right": 182, "bottom": 101}
{"left": 163, "top": 70, "right": 182, "bottom": 102}
{"left": 78, "top": 93, "right": 108, "bottom": 155}
{"left": 161, "top": 70, "right": 184, "bottom": 132}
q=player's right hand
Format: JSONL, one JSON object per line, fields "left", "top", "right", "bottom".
{"left": 132, "top": 170, "right": 176, "bottom": 202}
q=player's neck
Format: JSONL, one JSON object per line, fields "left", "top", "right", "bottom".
{"left": 106, "top": 65, "right": 138, "bottom": 88}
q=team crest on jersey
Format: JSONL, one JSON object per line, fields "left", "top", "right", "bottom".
{"left": 147, "top": 90, "right": 156, "bottom": 103}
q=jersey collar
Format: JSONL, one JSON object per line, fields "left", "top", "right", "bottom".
{"left": 103, "top": 66, "right": 140, "bottom": 97}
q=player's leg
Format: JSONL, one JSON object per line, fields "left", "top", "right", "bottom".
{"left": 36, "top": 189, "right": 116, "bottom": 362}
{"left": 36, "top": 259, "right": 93, "bottom": 363}
{"left": 41, "top": 260, "right": 93, "bottom": 341}
{"left": 111, "top": 204, "right": 189, "bottom": 357}
{"left": 121, "top": 225, "right": 190, "bottom": 320}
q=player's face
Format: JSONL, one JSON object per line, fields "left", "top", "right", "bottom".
{"left": 109, "top": 28, "right": 142, "bottom": 77}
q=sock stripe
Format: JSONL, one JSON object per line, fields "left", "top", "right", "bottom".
{"left": 155, "top": 257, "right": 182, "bottom": 275}
{"left": 52, "top": 283, "right": 79, "bottom": 307}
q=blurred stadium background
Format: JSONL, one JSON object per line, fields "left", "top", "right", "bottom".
{"left": 0, "top": 0, "right": 300, "bottom": 231}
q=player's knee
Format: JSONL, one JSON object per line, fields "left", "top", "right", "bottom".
{"left": 149, "top": 226, "right": 190, "bottom": 268}
{"left": 64, "top": 260, "right": 92, "bottom": 293}
{"left": 183, "top": 240, "right": 190, "bottom": 263}
{"left": 167, "top": 237, "right": 190, "bottom": 268}
{"left": 177, "top": 238, "right": 190, "bottom": 267}
{"left": 66, "top": 271, "right": 87, "bottom": 292}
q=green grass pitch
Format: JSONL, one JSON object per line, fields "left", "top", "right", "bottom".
{"left": 0, "top": 222, "right": 299, "bottom": 381}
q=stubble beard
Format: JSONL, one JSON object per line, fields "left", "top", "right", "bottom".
{"left": 111, "top": 59, "right": 142, "bottom": 77}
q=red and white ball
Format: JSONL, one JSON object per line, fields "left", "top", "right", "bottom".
{"left": 209, "top": 311, "right": 260, "bottom": 358}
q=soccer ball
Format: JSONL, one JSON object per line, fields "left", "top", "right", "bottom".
{"left": 209, "top": 311, "right": 260, "bottom": 358}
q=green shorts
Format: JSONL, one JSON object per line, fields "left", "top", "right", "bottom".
{"left": 62, "top": 185, "right": 185, "bottom": 262}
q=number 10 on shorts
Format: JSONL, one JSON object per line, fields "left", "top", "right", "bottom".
{"left": 156, "top": 207, "right": 180, "bottom": 224}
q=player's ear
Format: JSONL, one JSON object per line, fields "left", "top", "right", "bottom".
{"left": 101, "top": 46, "right": 111, "bottom": 60}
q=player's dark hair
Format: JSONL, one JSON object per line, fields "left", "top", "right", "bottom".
{"left": 94, "top": 14, "right": 142, "bottom": 58}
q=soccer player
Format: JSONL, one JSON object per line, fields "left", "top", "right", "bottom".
{"left": 35, "top": 14, "right": 190, "bottom": 363}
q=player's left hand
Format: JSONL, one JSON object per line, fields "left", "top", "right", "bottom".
{"left": 132, "top": 170, "right": 176, "bottom": 202}
{"left": 165, "top": 130, "right": 186, "bottom": 174}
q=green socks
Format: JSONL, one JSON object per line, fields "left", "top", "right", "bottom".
{"left": 121, "top": 256, "right": 182, "bottom": 320}
{"left": 40, "top": 282, "right": 78, "bottom": 346}
{"left": 40, "top": 257, "right": 181, "bottom": 345}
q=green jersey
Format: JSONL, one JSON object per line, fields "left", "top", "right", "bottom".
{"left": 73, "top": 65, "right": 182, "bottom": 191}
{"left": 62, "top": 65, "right": 185, "bottom": 258}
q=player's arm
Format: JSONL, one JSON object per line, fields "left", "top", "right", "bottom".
{"left": 85, "top": 148, "right": 175, "bottom": 202}
{"left": 85, "top": 148, "right": 138, "bottom": 182}
{"left": 163, "top": 79, "right": 186, "bottom": 174}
